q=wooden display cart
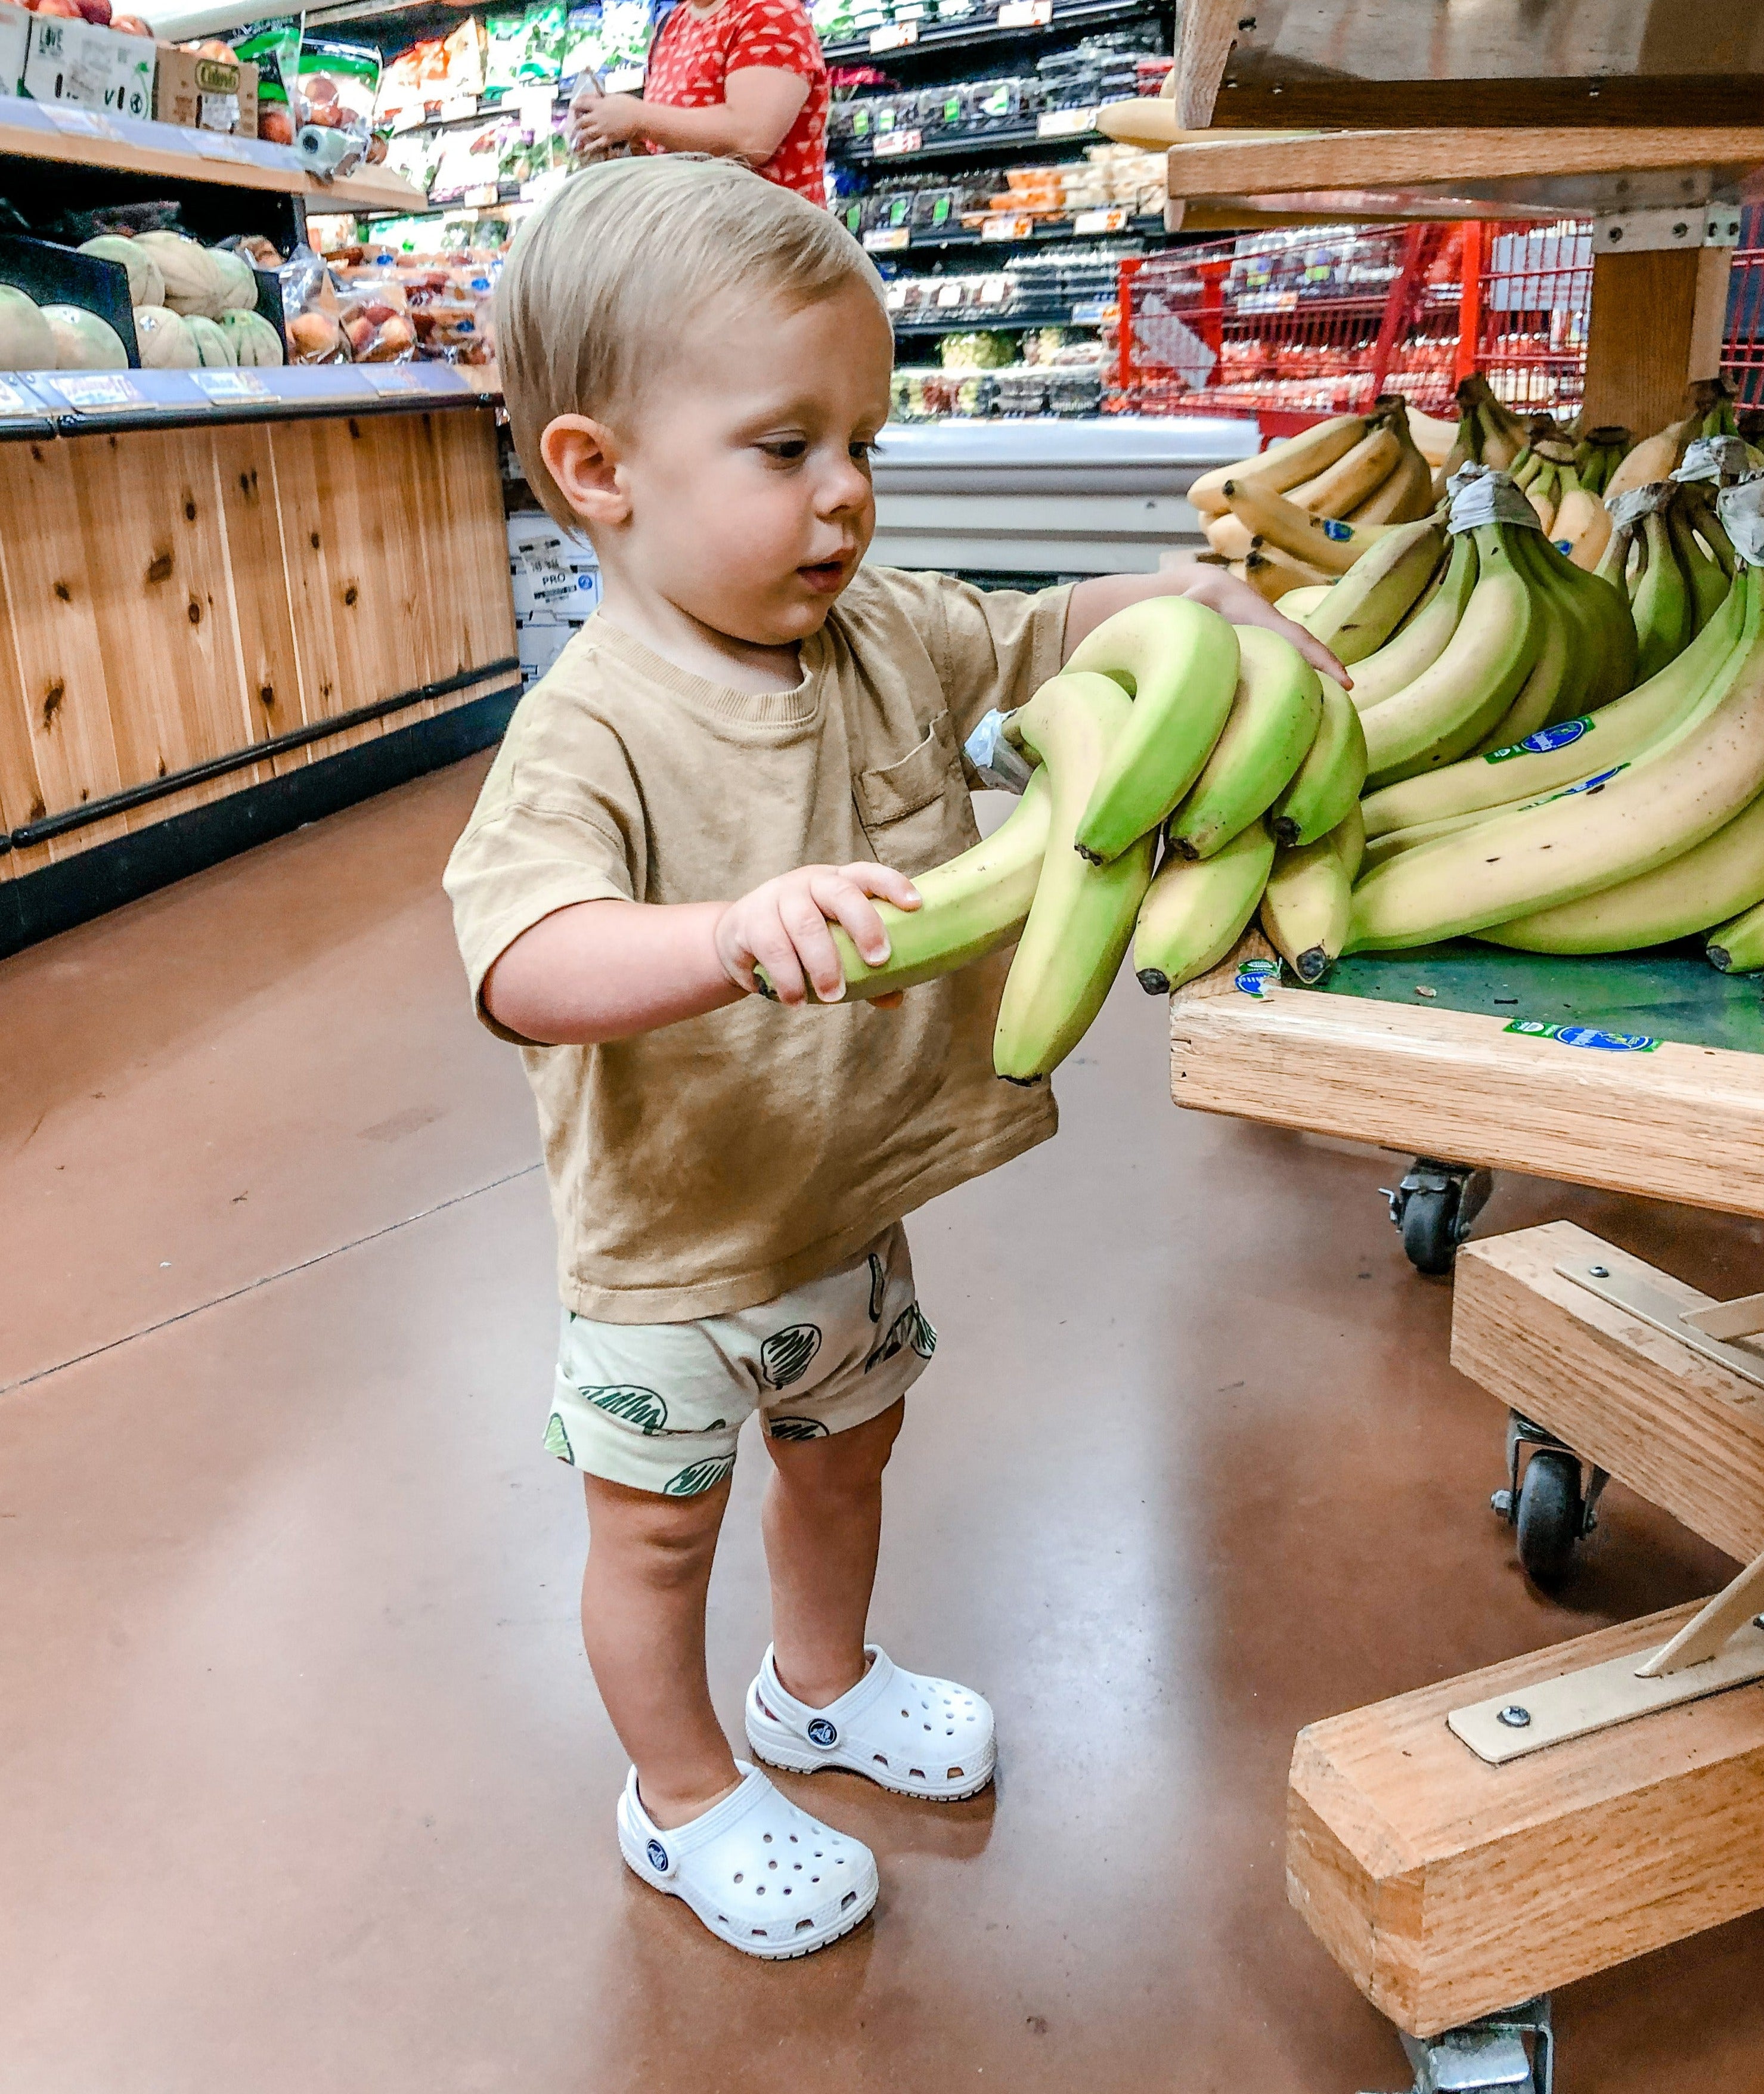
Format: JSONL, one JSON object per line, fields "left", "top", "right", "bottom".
{"left": 0, "top": 102, "right": 518, "bottom": 958}
{"left": 1151, "top": 8, "right": 1764, "bottom": 2087}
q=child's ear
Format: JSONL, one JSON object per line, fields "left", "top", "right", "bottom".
{"left": 541, "top": 414, "right": 628, "bottom": 528}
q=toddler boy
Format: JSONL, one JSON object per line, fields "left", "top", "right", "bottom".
{"left": 446, "top": 153, "right": 1336, "bottom": 1957}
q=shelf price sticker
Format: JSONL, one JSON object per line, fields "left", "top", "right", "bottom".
{"left": 1037, "top": 104, "right": 1096, "bottom": 138}
{"left": 192, "top": 369, "right": 271, "bottom": 403}
{"left": 0, "top": 378, "right": 32, "bottom": 415}
{"left": 998, "top": 0, "right": 1052, "bottom": 22}
{"left": 362, "top": 368, "right": 426, "bottom": 394}
{"left": 1072, "top": 205, "right": 1129, "bottom": 235}
{"left": 872, "top": 127, "right": 922, "bottom": 157}
{"left": 869, "top": 21, "right": 917, "bottom": 49}
{"left": 863, "top": 225, "right": 912, "bottom": 252}
{"left": 1503, "top": 1020, "right": 1661, "bottom": 1053}
{"left": 982, "top": 212, "right": 1034, "bottom": 241}
{"left": 44, "top": 105, "right": 120, "bottom": 142}
{"left": 45, "top": 371, "right": 142, "bottom": 409}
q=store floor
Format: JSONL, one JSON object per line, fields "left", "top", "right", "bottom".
{"left": 5, "top": 757, "right": 1764, "bottom": 2094}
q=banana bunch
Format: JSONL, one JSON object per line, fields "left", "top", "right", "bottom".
{"left": 1443, "top": 374, "right": 1529, "bottom": 477}
{"left": 768, "top": 593, "right": 1367, "bottom": 1074}
{"left": 1347, "top": 484, "right": 1764, "bottom": 961}
{"left": 1571, "top": 426, "right": 1631, "bottom": 499}
{"left": 1596, "top": 479, "right": 1735, "bottom": 681}
{"left": 1602, "top": 377, "right": 1762, "bottom": 502}
{"left": 1502, "top": 429, "right": 1612, "bottom": 569}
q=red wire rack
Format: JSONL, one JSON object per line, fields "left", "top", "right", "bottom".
{"left": 1722, "top": 208, "right": 1764, "bottom": 407}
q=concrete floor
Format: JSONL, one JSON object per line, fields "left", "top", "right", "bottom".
{"left": 5, "top": 755, "right": 1764, "bottom": 2094}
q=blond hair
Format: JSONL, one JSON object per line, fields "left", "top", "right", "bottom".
{"left": 497, "top": 155, "right": 886, "bottom": 529}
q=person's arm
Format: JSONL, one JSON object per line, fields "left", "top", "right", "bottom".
{"left": 568, "top": 66, "right": 809, "bottom": 164}
{"left": 482, "top": 859, "right": 918, "bottom": 1048}
{"left": 1064, "top": 560, "right": 1350, "bottom": 685}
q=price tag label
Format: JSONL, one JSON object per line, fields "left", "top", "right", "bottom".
{"left": 196, "top": 132, "right": 249, "bottom": 162}
{"left": 1072, "top": 205, "right": 1129, "bottom": 234}
{"left": 604, "top": 64, "right": 644, "bottom": 90}
{"left": 997, "top": 0, "right": 1051, "bottom": 23}
{"left": 0, "top": 379, "right": 32, "bottom": 415}
{"left": 1037, "top": 105, "right": 1096, "bottom": 138}
{"left": 464, "top": 182, "right": 500, "bottom": 206}
{"left": 1071, "top": 298, "right": 1112, "bottom": 323}
{"left": 390, "top": 104, "right": 427, "bottom": 133}
{"left": 515, "top": 86, "right": 553, "bottom": 132}
{"left": 364, "top": 368, "right": 424, "bottom": 393}
{"left": 46, "top": 372, "right": 143, "bottom": 408}
{"left": 869, "top": 20, "right": 917, "bottom": 48}
{"left": 935, "top": 281, "right": 965, "bottom": 307}
{"left": 863, "top": 226, "right": 911, "bottom": 252}
{"left": 872, "top": 127, "right": 921, "bottom": 157}
{"left": 439, "top": 92, "right": 480, "bottom": 121}
{"left": 45, "top": 106, "right": 120, "bottom": 142}
{"left": 191, "top": 369, "right": 272, "bottom": 402}
{"left": 981, "top": 212, "right": 1033, "bottom": 241}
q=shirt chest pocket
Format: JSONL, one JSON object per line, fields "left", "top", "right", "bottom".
{"left": 852, "top": 709, "right": 975, "bottom": 875}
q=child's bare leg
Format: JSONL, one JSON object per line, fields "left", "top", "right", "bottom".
{"left": 761, "top": 1398, "right": 904, "bottom": 1708}
{"left": 580, "top": 1471, "right": 739, "bottom": 1828}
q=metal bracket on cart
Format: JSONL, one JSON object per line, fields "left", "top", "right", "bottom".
{"left": 1383, "top": 1160, "right": 1494, "bottom": 1275}
{"left": 1363, "top": 1995, "right": 1553, "bottom": 2094}
{"left": 1491, "top": 1412, "right": 1609, "bottom": 1588}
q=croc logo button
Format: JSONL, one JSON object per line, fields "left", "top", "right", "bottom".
{"left": 646, "top": 1838, "right": 668, "bottom": 1872}
{"left": 807, "top": 1717, "right": 838, "bottom": 1748}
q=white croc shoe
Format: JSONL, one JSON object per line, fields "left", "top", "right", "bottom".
{"left": 745, "top": 1644, "right": 996, "bottom": 1802}
{"left": 616, "top": 1761, "right": 878, "bottom": 1959}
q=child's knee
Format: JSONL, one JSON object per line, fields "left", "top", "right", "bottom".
{"left": 584, "top": 1470, "right": 727, "bottom": 1584}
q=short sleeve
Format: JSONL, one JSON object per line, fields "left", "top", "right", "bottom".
{"left": 861, "top": 567, "right": 1072, "bottom": 744}
{"left": 443, "top": 693, "right": 641, "bottom": 1045}
{"left": 723, "top": 0, "right": 823, "bottom": 81}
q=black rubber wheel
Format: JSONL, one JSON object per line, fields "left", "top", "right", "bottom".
{"left": 1400, "top": 1186, "right": 1461, "bottom": 1275}
{"left": 1515, "top": 1449, "right": 1583, "bottom": 1586}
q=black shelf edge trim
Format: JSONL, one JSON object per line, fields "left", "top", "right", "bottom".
{"left": 836, "top": 122, "right": 1100, "bottom": 165}
{"left": 822, "top": 0, "right": 1159, "bottom": 64}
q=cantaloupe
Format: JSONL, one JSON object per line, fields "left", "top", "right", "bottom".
{"left": 77, "top": 233, "right": 163, "bottom": 309}
{"left": 133, "top": 233, "right": 225, "bottom": 318}
{"left": 133, "top": 305, "right": 199, "bottom": 368}
{"left": 184, "top": 314, "right": 236, "bottom": 367}
{"left": 209, "top": 248, "right": 259, "bottom": 314}
{"left": 42, "top": 305, "right": 128, "bottom": 370}
{"left": 215, "top": 308, "right": 283, "bottom": 367}
{"left": 0, "top": 285, "right": 55, "bottom": 369}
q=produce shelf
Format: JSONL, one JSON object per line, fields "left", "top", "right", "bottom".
{"left": 892, "top": 300, "right": 1105, "bottom": 332}
{"left": 0, "top": 95, "right": 425, "bottom": 214}
{"left": 1168, "top": 932, "right": 1764, "bottom": 1219}
{"left": 838, "top": 120, "right": 1101, "bottom": 168}
{"left": 821, "top": 0, "right": 1155, "bottom": 66}
{"left": 859, "top": 209, "right": 1165, "bottom": 253}
{"left": 0, "top": 361, "right": 488, "bottom": 439}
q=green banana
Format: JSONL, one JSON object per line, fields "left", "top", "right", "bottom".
{"left": 1132, "top": 818, "right": 1275, "bottom": 994}
{"left": 1481, "top": 785, "right": 1764, "bottom": 953}
{"left": 1565, "top": 547, "right": 1638, "bottom": 710}
{"left": 1165, "top": 627, "right": 1323, "bottom": 860}
{"left": 1294, "top": 516, "right": 1445, "bottom": 663}
{"left": 773, "top": 766, "right": 1053, "bottom": 1003}
{"left": 993, "top": 673, "right": 1157, "bottom": 1083}
{"left": 1362, "top": 524, "right": 1540, "bottom": 786}
{"left": 1668, "top": 497, "right": 1730, "bottom": 637}
{"left": 1630, "top": 509, "right": 1692, "bottom": 679}
{"left": 1357, "top": 575, "right": 1747, "bottom": 839}
{"left": 1344, "top": 525, "right": 1480, "bottom": 711}
{"left": 1068, "top": 596, "right": 1242, "bottom": 865}
{"left": 1708, "top": 895, "right": 1764, "bottom": 972}
{"left": 1469, "top": 528, "right": 1572, "bottom": 751}
{"left": 1682, "top": 482, "right": 1737, "bottom": 578}
{"left": 1259, "top": 804, "right": 1365, "bottom": 983}
{"left": 1348, "top": 566, "right": 1764, "bottom": 951}
{"left": 1267, "top": 674, "right": 1366, "bottom": 845}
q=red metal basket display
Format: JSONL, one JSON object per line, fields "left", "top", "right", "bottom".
{"left": 1722, "top": 207, "right": 1764, "bottom": 407}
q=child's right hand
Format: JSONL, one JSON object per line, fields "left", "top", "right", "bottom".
{"left": 714, "top": 862, "right": 920, "bottom": 1006}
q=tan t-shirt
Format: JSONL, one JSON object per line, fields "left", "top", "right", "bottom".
{"left": 445, "top": 563, "right": 1069, "bottom": 1323}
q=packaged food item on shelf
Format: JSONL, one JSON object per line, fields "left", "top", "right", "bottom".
{"left": 485, "top": 11, "right": 526, "bottom": 91}
{"left": 519, "top": 0, "right": 567, "bottom": 79}
{"left": 233, "top": 18, "right": 301, "bottom": 142}
{"left": 563, "top": 5, "right": 606, "bottom": 82}
{"left": 299, "top": 41, "right": 381, "bottom": 132}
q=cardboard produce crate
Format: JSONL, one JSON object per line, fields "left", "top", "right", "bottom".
{"left": 153, "top": 44, "right": 258, "bottom": 137}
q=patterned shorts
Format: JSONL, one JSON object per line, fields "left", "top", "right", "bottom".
{"left": 545, "top": 1223, "right": 935, "bottom": 1497}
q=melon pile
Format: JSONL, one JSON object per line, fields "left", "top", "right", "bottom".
{"left": 0, "top": 231, "right": 284, "bottom": 372}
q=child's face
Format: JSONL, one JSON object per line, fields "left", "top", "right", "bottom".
{"left": 564, "top": 277, "right": 894, "bottom": 650}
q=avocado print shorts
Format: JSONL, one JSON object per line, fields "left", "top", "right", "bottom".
{"left": 545, "top": 1223, "right": 935, "bottom": 1497}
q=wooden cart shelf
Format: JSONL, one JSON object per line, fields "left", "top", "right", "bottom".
{"left": 1168, "top": 938, "right": 1764, "bottom": 1219}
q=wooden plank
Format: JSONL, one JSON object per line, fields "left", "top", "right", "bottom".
{"left": 1451, "top": 1222, "right": 1764, "bottom": 1565}
{"left": 426, "top": 408, "right": 516, "bottom": 687}
{"left": 1168, "top": 958, "right": 1764, "bottom": 1218}
{"left": 1162, "top": 124, "right": 1764, "bottom": 205}
{"left": 209, "top": 419, "right": 306, "bottom": 773}
{"left": 1206, "top": 76, "right": 1764, "bottom": 132}
{"left": 1582, "top": 246, "right": 1738, "bottom": 434}
{"left": 1288, "top": 1601, "right": 1764, "bottom": 2036}
{"left": 1170, "top": 0, "right": 1238, "bottom": 130}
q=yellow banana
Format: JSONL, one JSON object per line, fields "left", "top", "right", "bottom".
{"left": 1405, "top": 405, "right": 1459, "bottom": 470}
{"left": 1132, "top": 818, "right": 1275, "bottom": 993}
{"left": 1287, "top": 425, "right": 1403, "bottom": 517}
{"left": 1361, "top": 806, "right": 1489, "bottom": 871}
{"left": 1345, "top": 525, "right": 1478, "bottom": 711}
{"left": 993, "top": 673, "right": 1157, "bottom": 1083}
{"left": 1275, "top": 583, "right": 1334, "bottom": 621}
{"left": 1167, "top": 626, "right": 1323, "bottom": 859}
{"left": 1708, "top": 894, "right": 1764, "bottom": 971}
{"left": 1603, "top": 410, "right": 1700, "bottom": 501}
{"left": 1187, "top": 413, "right": 1370, "bottom": 519}
{"left": 1295, "top": 517, "right": 1446, "bottom": 663}
{"left": 1244, "top": 544, "right": 1332, "bottom": 600}
{"left": 1669, "top": 497, "right": 1730, "bottom": 637}
{"left": 1222, "top": 476, "right": 1416, "bottom": 577}
{"left": 1468, "top": 529, "right": 1572, "bottom": 752}
{"left": 1346, "top": 435, "right": 1436, "bottom": 525}
{"left": 1267, "top": 674, "right": 1366, "bottom": 845}
{"left": 1260, "top": 804, "right": 1364, "bottom": 981}
{"left": 1631, "top": 509, "right": 1692, "bottom": 679}
{"left": 1204, "top": 512, "right": 1256, "bottom": 560}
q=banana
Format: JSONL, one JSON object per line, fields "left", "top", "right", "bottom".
{"left": 1348, "top": 568, "right": 1764, "bottom": 952}
{"left": 1669, "top": 497, "right": 1730, "bottom": 637}
{"left": 1362, "top": 806, "right": 1489, "bottom": 871}
{"left": 1166, "top": 626, "right": 1324, "bottom": 859}
{"left": 1604, "top": 409, "right": 1699, "bottom": 500}
{"left": 1359, "top": 575, "right": 1749, "bottom": 837}
{"left": 1405, "top": 405, "right": 1459, "bottom": 470}
{"left": 1361, "top": 524, "right": 1539, "bottom": 785}
{"left": 1526, "top": 461, "right": 1559, "bottom": 535}
{"left": 1459, "top": 376, "right": 1527, "bottom": 469}
{"left": 1631, "top": 509, "right": 1692, "bottom": 679}
{"left": 1557, "top": 538, "right": 1638, "bottom": 710}
{"left": 1132, "top": 817, "right": 1275, "bottom": 993}
{"left": 1186, "top": 413, "right": 1370, "bottom": 519}
{"left": 1481, "top": 785, "right": 1764, "bottom": 953}
{"left": 993, "top": 674, "right": 1157, "bottom": 1083}
{"left": 1292, "top": 516, "right": 1445, "bottom": 662}
{"left": 1347, "top": 433, "right": 1436, "bottom": 525}
{"left": 1708, "top": 895, "right": 1764, "bottom": 972}
{"left": 1682, "top": 482, "right": 1737, "bottom": 578}
{"left": 774, "top": 767, "right": 1053, "bottom": 1003}
{"left": 1267, "top": 674, "right": 1366, "bottom": 845}
{"left": 1222, "top": 476, "right": 1416, "bottom": 577}
{"left": 1344, "top": 524, "right": 1478, "bottom": 711}
{"left": 1469, "top": 529, "right": 1573, "bottom": 751}
{"left": 1245, "top": 544, "right": 1332, "bottom": 600}
{"left": 1288, "top": 425, "right": 1403, "bottom": 517}
{"left": 1275, "top": 583, "right": 1334, "bottom": 621}
{"left": 1204, "top": 512, "right": 1257, "bottom": 561}
{"left": 1260, "top": 805, "right": 1364, "bottom": 981}
{"left": 1069, "top": 595, "right": 1242, "bottom": 865}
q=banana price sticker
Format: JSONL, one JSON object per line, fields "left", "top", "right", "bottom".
{"left": 1503, "top": 1020, "right": 1661, "bottom": 1054}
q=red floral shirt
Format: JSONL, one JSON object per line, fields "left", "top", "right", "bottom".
{"left": 642, "top": 0, "right": 829, "bottom": 201}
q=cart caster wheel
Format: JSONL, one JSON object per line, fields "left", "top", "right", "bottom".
{"left": 1515, "top": 1449, "right": 1583, "bottom": 1587}
{"left": 1384, "top": 1158, "right": 1494, "bottom": 1275}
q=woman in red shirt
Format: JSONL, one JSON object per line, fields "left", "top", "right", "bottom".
{"left": 565, "top": 0, "right": 829, "bottom": 202}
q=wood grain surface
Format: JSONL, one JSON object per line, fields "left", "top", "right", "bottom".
{"left": 1452, "top": 1222, "right": 1764, "bottom": 1565}
{"left": 1288, "top": 1601, "right": 1764, "bottom": 2036}
{"left": 1583, "top": 247, "right": 1737, "bottom": 436}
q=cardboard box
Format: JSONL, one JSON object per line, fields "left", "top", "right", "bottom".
{"left": 153, "top": 44, "right": 258, "bottom": 136}
{"left": 0, "top": 4, "right": 32, "bottom": 98}
{"left": 23, "top": 16, "right": 156, "bottom": 121}
{"left": 507, "top": 511, "right": 599, "bottom": 620}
